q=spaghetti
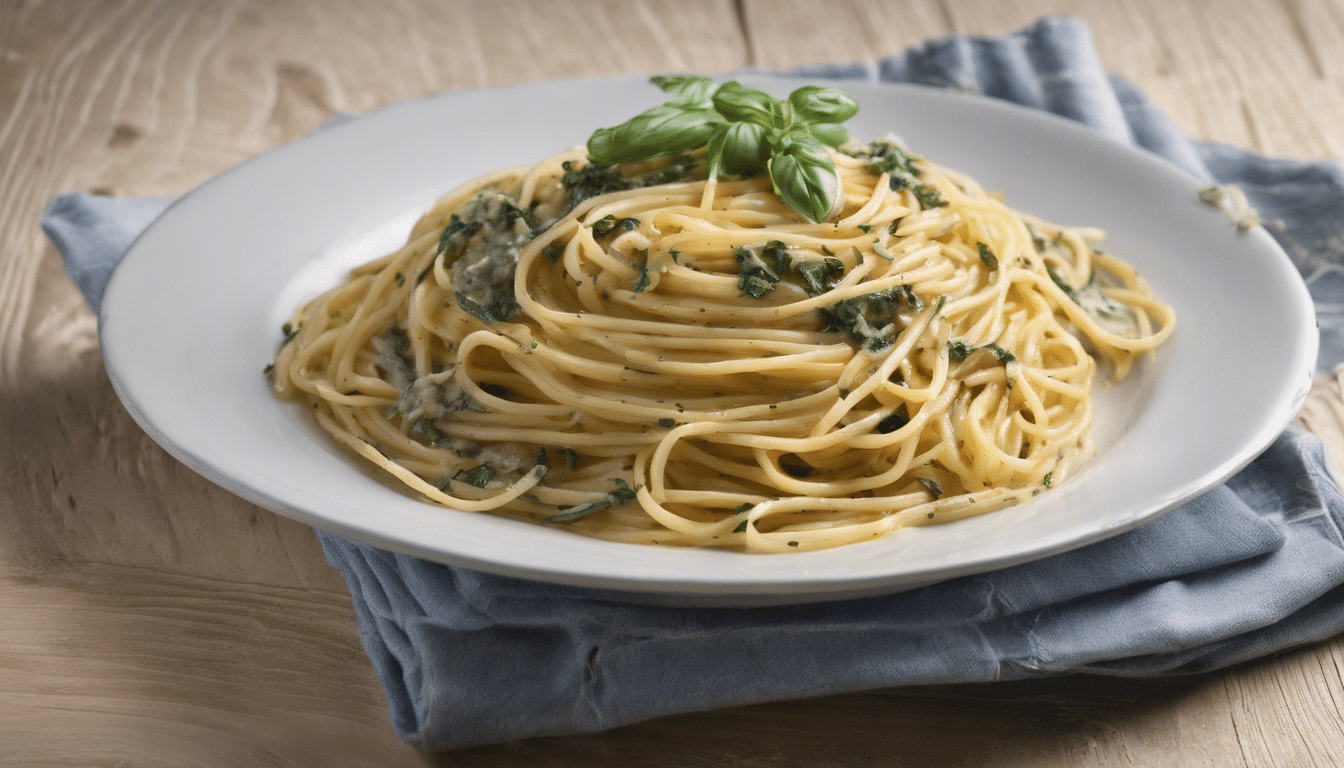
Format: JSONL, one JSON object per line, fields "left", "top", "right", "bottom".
{"left": 271, "top": 137, "right": 1174, "bottom": 553}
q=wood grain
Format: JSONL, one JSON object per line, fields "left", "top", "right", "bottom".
{"left": 2, "top": 1, "right": 1343, "bottom": 765}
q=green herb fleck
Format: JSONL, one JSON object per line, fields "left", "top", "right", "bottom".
{"left": 455, "top": 290, "right": 518, "bottom": 325}
{"left": 948, "top": 339, "right": 976, "bottom": 362}
{"left": 795, "top": 256, "right": 845, "bottom": 296}
{"left": 876, "top": 403, "right": 910, "bottom": 434}
{"left": 657, "top": 417, "right": 675, "bottom": 428}
{"left": 558, "top": 447, "right": 579, "bottom": 470}
{"left": 452, "top": 463, "right": 496, "bottom": 488}
{"left": 735, "top": 241, "right": 791, "bottom": 299}
{"left": 977, "top": 242, "right": 999, "bottom": 271}
{"left": 632, "top": 248, "right": 652, "bottom": 293}
{"left": 918, "top": 477, "right": 944, "bottom": 498}
{"left": 912, "top": 183, "right": 946, "bottom": 209}
{"left": 544, "top": 478, "right": 640, "bottom": 523}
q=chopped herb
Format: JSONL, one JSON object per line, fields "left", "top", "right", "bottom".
{"left": 888, "top": 218, "right": 903, "bottom": 235}
{"left": 948, "top": 339, "right": 1014, "bottom": 364}
{"left": 857, "top": 223, "right": 872, "bottom": 233}
{"left": 1047, "top": 266, "right": 1076, "bottom": 299}
{"left": 657, "top": 417, "right": 675, "bottom": 428}
{"left": 543, "top": 242, "right": 564, "bottom": 264}
{"left": 739, "top": 273, "right": 773, "bottom": 299}
{"left": 263, "top": 363, "right": 274, "bottom": 374}
{"left": 560, "top": 160, "right": 634, "bottom": 209}
{"left": 820, "top": 286, "right": 918, "bottom": 352}
{"left": 933, "top": 295, "right": 946, "bottom": 316}
{"left": 918, "top": 477, "right": 944, "bottom": 498}
{"left": 436, "top": 213, "right": 483, "bottom": 258}
{"left": 452, "top": 463, "right": 496, "bottom": 488}
{"left": 534, "top": 446, "right": 547, "bottom": 466}
{"left": 780, "top": 455, "right": 815, "bottom": 477}
{"left": 1025, "top": 222, "right": 1047, "bottom": 252}
{"left": 281, "top": 321, "right": 301, "bottom": 345}
{"left": 419, "top": 422, "right": 447, "bottom": 445}
{"left": 590, "top": 215, "right": 618, "bottom": 235}
{"left": 977, "top": 242, "right": 999, "bottom": 270}
{"left": 735, "top": 241, "right": 791, "bottom": 299}
{"left": 456, "top": 290, "right": 518, "bottom": 325}
{"left": 948, "top": 339, "right": 976, "bottom": 362}
{"left": 632, "top": 248, "right": 652, "bottom": 293}
{"left": 876, "top": 403, "right": 910, "bottom": 434}
{"left": 544, "top": 478, "right": 640, "bottom": 523}
{"left": 395, "top": 272, "right": 405, "bottom": 286}
{"left": 668, "top": 248, "right": 681, "bottom": 264}
{"left": 787, "top": 541, "right": 799, "bottom": 547}
{"left": 898, "top": 284, "right": 922, "bottom": 310}
{"left": 558, "top": 447, "right": 579, "bottom": 470}
{"left": 611, "top": 478, "right": 638, "bottom": 503}
{"left": 849, "top": 137, "right": 921, "bottom": 183}
{"left": 911, "top": 183, "right": 946, "bottom": 209}
{"left": 1043, "top": 472, "right": 1054, "bottom": 487}
{"left": 795, "top": 256, "right": 845, "bottom": 296}
{"left": 617, "top": 217, "right": 640, "bottom": 232}
{"left": 838, "top": 388, "right": 850, "bottom": 398}
{"left": 544, "top": 500, "right": 606, "bottom": 523}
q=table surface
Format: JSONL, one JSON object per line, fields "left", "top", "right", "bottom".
{"left": 5, "top": 1, "right": 1344, "bottom": 765}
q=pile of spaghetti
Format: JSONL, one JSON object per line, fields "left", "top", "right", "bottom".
{"left": 271, "top": 137, "right": 1174, "bottom": 553}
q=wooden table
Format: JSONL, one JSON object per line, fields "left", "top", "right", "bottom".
{"left": 5, "top": 1, "right": 1344, "bottom": 765}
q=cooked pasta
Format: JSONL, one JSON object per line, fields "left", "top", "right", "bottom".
{"left": 270, "top": 137, "right": 1174, "bottom": 553}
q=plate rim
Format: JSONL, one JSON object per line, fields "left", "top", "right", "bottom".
{"left": 99, "top": 74, "right": 1319, "bottom": 604}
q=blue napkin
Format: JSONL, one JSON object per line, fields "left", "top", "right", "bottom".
{"left": 44, "top": 16, "right": 1344, "bottom": 752}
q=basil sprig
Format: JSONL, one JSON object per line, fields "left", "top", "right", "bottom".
{"left": 587, "top": 76, "right": 860, "bottom": 223}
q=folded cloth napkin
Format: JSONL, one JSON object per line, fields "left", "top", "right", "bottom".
{"left": 43, "top": 15, "right": 1344, "bottom": 752}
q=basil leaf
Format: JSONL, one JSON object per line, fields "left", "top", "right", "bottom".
{"left": 772, "top": 126, "right": 828, "bottom": 158}
{"left": 718, "top": 121, "right": 771, "bottom": 176}
{"left": 587, "top": 105, "right": 724, "bottom": 164}
{"left": 712, "top": 81, "right": 774, "bottom": 122}
{"left": 703, "top": 122, "right": 730, "bottom": 181}
{"left": 650, "top": 74, "right": 718, "bottom": 106}
{"left": 788, "top": 85, "right": 860, "bottom": 124}
{"left": 806, "top": 122, "right": 850, "bottom": 148}
{"left": 769, "top": 145, "right": 838, "bottom": 223}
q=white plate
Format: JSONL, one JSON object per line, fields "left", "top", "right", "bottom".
{"left": 101, "top": 75, "right": 1317, "bottom": 605}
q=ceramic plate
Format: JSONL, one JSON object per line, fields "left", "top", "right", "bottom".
{"left": 100, "top": 75, "right": 1317, "bottom": 605}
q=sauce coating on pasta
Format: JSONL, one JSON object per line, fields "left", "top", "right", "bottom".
{"left": 270, "top": 138, "right": 1173, "bottom": 552}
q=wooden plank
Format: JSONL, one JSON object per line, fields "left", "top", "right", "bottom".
{"left": 741, "top": 0, "right": 1344, "bottom": 158}
{"left": 3, "top": 1, "right": 1344, "bottom": 765}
